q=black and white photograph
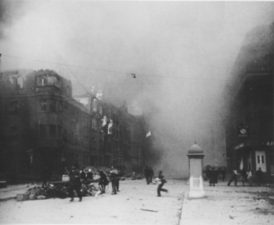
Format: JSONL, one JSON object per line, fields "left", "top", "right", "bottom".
{"left": 0, "top": 0, "right": 273, "bottom": 224}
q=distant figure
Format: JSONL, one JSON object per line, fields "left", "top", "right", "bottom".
{"left": 227, "top": 167, "right": 239, "bottom": 186}
{"left": 69, "top": 165, "right": 82, "bottom": 202}
{"left": 214, "top": 167, "right": 219, "bottom": 184}
{"left": 41, "top": 165, "right": 51, "bottom": 188}
{"left": 81, "top": 168, "right": 93, "bottom": 184}
{"left": 109, "top": 166, "right": 118, "bottom": 195}
{"left": 144, "top": 166, "right": 150, "bottom": 184}
{"left": 221, "top": 167, "right": 227, "bottom": 181}
{"left": 157, "top": 170, "right": 168, "bottom": 197}
{"left": 255, "top": 167, "right": 263, "bottom": 186}
{"left": 116, "top": 168, "right": 122, "bottom": 192}
{"left": 98, "top": 171, "right": 109, "bottom": 194}
{"left": 148, "top": 167, "right": 154, "bottom": 184}
{"left": 131, "top": 171, "right": 136, "bottom": 180}
{"left": 246, "top": 169, "right": 253, "bottom": 186}
{"left": 208, "top": 167, "right": 217, "bottom": 186}
{"left": 240, "top": 168, "right": 247, "bottom": 186}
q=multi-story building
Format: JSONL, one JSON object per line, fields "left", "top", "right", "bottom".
{"left": 225, "top": 22, "right": 274, "bottom": 182}
{"left": 0, "top": 69, "right": 147, "bottom": 180}
{"left": 75, "top": 94, "right": 146, "bottom": 172}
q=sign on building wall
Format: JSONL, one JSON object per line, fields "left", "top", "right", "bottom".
{"left": 237, "top": 125, "right": 249, "bottom": 138}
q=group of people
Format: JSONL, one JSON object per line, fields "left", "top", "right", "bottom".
{"left": 41, "top": 164, "right": 170, "bottom": 201}
{"left": 205, "top": 166, "right": 227, "bottom": 186}
{"left": 206, "top": 166, "right": 219, "bottom": 186}
{"left": 205, "top": 165, "right": 265, "bottom": 187}
{"left": 67, "top": 165, "right": 122, "bottom": 201}
{"left": 227, "top": 167, "right": 264, "bottom": 187}
{"left": 144, "top": 166, "right": 154, "bottom": 184}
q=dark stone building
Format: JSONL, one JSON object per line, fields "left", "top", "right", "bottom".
{"left": 0, "top": 69, "right": 147, "bottom": 180}
{"left": 225, "top": 22, "right": 274, "bottom": 183}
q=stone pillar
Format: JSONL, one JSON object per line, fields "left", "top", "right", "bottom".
{"left": 187, "top": 143, "right": 205, "bottom": 199}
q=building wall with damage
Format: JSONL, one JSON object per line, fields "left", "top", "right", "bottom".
{"left": 0, "top": 69, "right": 148, "bottom": 180}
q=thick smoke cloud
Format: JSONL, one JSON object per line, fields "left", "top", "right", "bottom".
{"left": 1, "top": 1, "right": 274, "bottom": 178}
{"left": 0, "top": 0, "right": 28, "bottom": 39}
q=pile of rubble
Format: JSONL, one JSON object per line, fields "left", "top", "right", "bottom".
{"left": 16, "top": 182, "right": 101, "bottom": 201}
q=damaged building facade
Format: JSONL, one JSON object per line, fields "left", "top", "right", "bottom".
{"left": 0, "top": 69, "right": 147, "bottom": 180}
{"left": 225, "top": 22, "right": 274, "bottom": 183}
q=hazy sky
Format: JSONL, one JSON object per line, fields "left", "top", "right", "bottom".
{"left": 1, "top": 0, "right": 274, "bottom": 177}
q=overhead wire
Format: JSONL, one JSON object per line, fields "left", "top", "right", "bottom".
{"left": 1, "top": 53, "right": 227, "bottom": 81}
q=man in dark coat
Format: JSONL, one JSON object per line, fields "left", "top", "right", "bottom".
{"left": 116, "top": 168, "right": 122, "bottom": 192}
{"left": 144, "top": 166, "right": 150, "bottom": 184}
{"left": 256, "top": 167, "right": 263, "bottom": 186}
{"left": 109, "top": 166, "right": 118, "bottom": 195}
{"left": 98, "top": 171, "right": 109, "bottom": 194}
{"left": 69, "top": 165, "right": 82, "bottom": 202}
{"left": 208, "top": 167, "right": 214, "bottom": 186}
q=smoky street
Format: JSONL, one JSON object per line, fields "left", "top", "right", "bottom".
{"left": 1, "top": 1, "right": 274, "bottom": 224}
{"left": 0, "top": 179, "right": 273, "bottom": 224}
{"left": 0, "top": 179, "right": 185, "bottom": 224}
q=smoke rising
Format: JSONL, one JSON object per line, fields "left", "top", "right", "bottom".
{"left": 1, "top": 1, "right": 274, "bottom": 178}
{"left": 0, "top": 0, "right": 29, "bottom": 39}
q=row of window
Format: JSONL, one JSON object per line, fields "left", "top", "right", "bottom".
{"left": 36, "top": 74, "right": 61, "bottom": 88}
{"left": 91, "top": 99, "right": 141, "bottom": 142}
{"left": 8, "top": 75, "right": 24, "bottom": 89}
{"left": 39, "top": 99, "right": 63, "bottom": 112}
{"left": 38, "top": 99, "right": 90, "bottom": 126}
{"left": 38, "top": 124, "right": 89, "bottom": 144}
{"left": 38, "top": 124, "right": 61, "bottom": 138}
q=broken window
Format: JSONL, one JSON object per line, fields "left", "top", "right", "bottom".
{"left": 36, "top": 75, "right": 46, "bottom": 86}
{"left": 17, "top": 77, "right": 23, "bottom": 88}
{"left": 36, "top": 74, "right": 61, "bottom": 88}
{"left": 47, "top": 75, "right": 56, "bottom": 85}
{"left": 40, "top": 99, "right": 47, "bottom": 111}
{"left": 92, "top": 99, "right": 98, "bottom": 112}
